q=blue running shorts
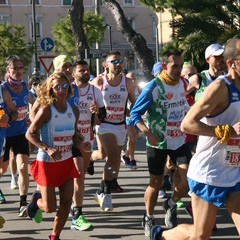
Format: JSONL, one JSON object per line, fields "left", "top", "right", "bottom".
{"left": 188, "top": 178, "right": 240, "bottom": 207}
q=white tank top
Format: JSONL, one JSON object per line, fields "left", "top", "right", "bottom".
{"left": 37, "top": 102, "right": 75, "bottom": 162}
{"left": 77, "top": 84, "right": 96, "bottom": 141}
{"left": 101, "top": 74, "right": 128, "bottom": 124}
{"left": 187, "top": 76, "right": 240, "bottom": 187}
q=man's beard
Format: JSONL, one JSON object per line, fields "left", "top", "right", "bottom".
{"left": 80, "top": 77, "right": 90, "bottom": 83}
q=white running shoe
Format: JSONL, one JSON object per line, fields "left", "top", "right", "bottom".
{"left": 10, "top": 178, "right": 18, "bottom": 190}
{"left": 94, "top": 192, "right": 113, "bottom": 211}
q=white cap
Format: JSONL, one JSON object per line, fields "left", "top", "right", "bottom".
{"left": 205, "top": 43, "right": 224, "bottom": 59}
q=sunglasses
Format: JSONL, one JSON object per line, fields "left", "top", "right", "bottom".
{"left": 9, "top": 66, "right": 24, "bottom": 71}
{"left": 108, "top": 59, "right": 124, "bottom": 64}
{"left": 52, "top": 83, "right": 69, "bottom": 91}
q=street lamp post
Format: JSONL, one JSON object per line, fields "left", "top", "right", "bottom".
{"left": 95, "top": 0, "right": 100, "bottom": 76}
{"left": 32, "top": 0, "right": 39, "bottom": 76}
{"left": 155, "top": 27, "right": 159, "bottom": 62}
{"left": 105, "top": 24, "right": 112, "bottom": 51}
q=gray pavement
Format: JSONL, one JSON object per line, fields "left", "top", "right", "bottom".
{"left": 0, "top": 134, "right": 239, "bottom": 239}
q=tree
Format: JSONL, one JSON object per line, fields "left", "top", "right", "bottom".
{"left": 140, "top": 0, "right": 240, "bottom": 70}
{"left": 68, "top": 0, "right": 155, "bottom": 80}
{"left": 0, "top": 24, "right": 34, "bottom": 76}
{"left": 52, "top": 11, "right": 105, "bottom": 59}
{"left": 102, "top": 0, "right": 155, "bottom": 80}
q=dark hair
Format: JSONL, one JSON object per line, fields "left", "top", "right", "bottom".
{"left": 73, "top": 60, "right": 88, "bottom": 67}
{"left": 161, "top": 50, "right": 182, "bottom": 63}
{"left": 105, "top": 51, "right": 121, "bottom": 60}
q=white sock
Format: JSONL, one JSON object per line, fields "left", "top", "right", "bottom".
{"left": 11, "top": 174, "right": 17, "bottom": 181}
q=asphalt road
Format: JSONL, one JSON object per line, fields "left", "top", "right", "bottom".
{"left": 0, "top": 134, "right": 239, "bottom": 240}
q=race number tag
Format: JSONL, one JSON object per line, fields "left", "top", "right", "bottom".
{"left": 53, "top": 136, "right": 72, "bottom": 154}
{"left": 166, "top": 121, "right": 183, "bottom": 138}
{"left": 224, "top": 139, "right": 240, "bottom": 167}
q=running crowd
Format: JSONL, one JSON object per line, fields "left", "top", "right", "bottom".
{"left": 0, "top": 36, "right": 240, "bottom": 240}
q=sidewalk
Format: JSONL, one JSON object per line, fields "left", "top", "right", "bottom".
{"left": 0, "top": 135, "right": 239, "bottom": 239}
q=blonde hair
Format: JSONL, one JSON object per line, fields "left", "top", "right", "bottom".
{"left": 37, "top": 72, "right": 73, "bottom": 106}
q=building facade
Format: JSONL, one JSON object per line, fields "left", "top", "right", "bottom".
{"left": 0, "top": 0, "right": 172, "bottom": 77}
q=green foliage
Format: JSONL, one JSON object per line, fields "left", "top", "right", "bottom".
{"left": 52, "top": 13, "right": 105, "bottom": 56}
{"left": 0, "top": 24, "right": 34, "bottom": 75}
{"left": 141, "top": 0, "right": 239, "bottom": 70}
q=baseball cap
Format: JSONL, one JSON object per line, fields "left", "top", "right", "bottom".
{"left": 151, "top": 62, "right": 162, "bottom": 77}
{"left": 53, "top": 55, "right": 72, "bottom": 72}
{"left": 205, "top": 43, "right": 224, "bottom": 59}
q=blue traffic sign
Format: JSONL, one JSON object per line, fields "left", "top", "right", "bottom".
{"left": 40, "top": 37, "right": 54, "bottom": 52}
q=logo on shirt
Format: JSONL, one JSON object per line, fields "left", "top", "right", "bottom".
{"left": 24, "top": 96, "right": 28, "bottom": 105}
{"left": 232, "top": 92, "right": 239, "bottom": 101}
{"left": 110, "top": 93, "right": 121, "bottom": 100}
{"left": 67, "top": 112, "right": 73, "bottom": 118}
{"left": 87, "top": 93, "right": 93, "bottom": 100}
{"left": 120, "top": 85, "right": 126, "bottom": 92}
{"left": 163, "top": 92, "right": 173, "bottom": 100}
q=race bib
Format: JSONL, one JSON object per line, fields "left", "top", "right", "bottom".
{"left": 166, "top": 121, "right": 183, "bottom": 138}
{"left": 224, "top": 139, "right": 240, "bottom": 167}
{"left": 53, "top": 136, "right": 72, "bottom": 154}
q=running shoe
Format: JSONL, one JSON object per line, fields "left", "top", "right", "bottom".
{"left": 10, "top": 177, "right": 18, "bottom": 190}
{"left": 141, "top": 214, "right": 155, "bottom": 237}
{"left": 27, "top": 191, "right": 42, "bottom": 219}
{"left": 0, "top": 215, "right": 5, "bottom": 228}
{"left": 18, "top": 204, "right": 28, "bottom": 217}
{"left": 33, "top": 209, "right": 43, "bottom": 223}
{"left": 48, "top": 236, "right": 61, "bottom": 240}
{"left": 94, "top": 191, "right": 113, "bottom": 211}
{"left": 121, "top": 155, "right": 130, "bottom": 167}
{"left": 176, "top": 199, "right": 184, "bottom": 208}
{"left": 87, "top": 160, "right": 94, "bottom": 176}
{"left": 150, "top": 225, "right": 164, "bottom": 240}
{"left": 129, "top": 160, "right": 138, "bottom": 170}
{"left": 0, "top": 189, "right": 6, "bottom": 204}
{"left": 71, "top": 215, "right": 93, "bottom": 231}
{"left": 162, "top": 197, "right": 177, "bottom": 228}
{"left": 158, "top": 188, "right": 168, "bottom": 199}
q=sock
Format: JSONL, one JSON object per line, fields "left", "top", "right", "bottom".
{"left": 72, "top": 206, "right": 82, "bottom": 220}
{"left": 20, "top": 195, "right": 27, "bottom": 206}
{"left": 97, "top": 180, "right": 105, "bottom": 194}
{"left": 11, "top": 173, "right": 17, "bottom": 181}
{"left": 146, "top": 214, "right": 154, "bottom": 219}
{"left": 168, "top": 197, "right": 176, "bottom": 208}
{"left": 49, "top": 235, "right": 59, "bottom": 240}
{"left": 104, "top": 180, "right": 112, "bottom": 194}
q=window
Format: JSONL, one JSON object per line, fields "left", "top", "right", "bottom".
{"left": 0, "top": 15, "right": 9, "bottom": 24}
{"left": 30, "top": 16, "right": 42, "bottom": 39}
{"left": 93, "top": 0, "right": 103, "bottom": 6}
{"left": 0, "top": 0, "right": 7, "bottom": 4}
{"left": 62, "top": 0, "right": 72, "bottom": 5}
{"left": 30, "top": 0, "right": 40, "bottom": 4}
{"left": 127, "top": 16, "right": 135, "bottom": 29}
{"left": 123, "top": 0, "right": 134, "bottom": 7}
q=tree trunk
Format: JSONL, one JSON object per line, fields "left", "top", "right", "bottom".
{"left": 68, "top": 0, "right": 89, "bottom": 59}
{"left": 103, "top": 0, "right": 154, "bottom": 80}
